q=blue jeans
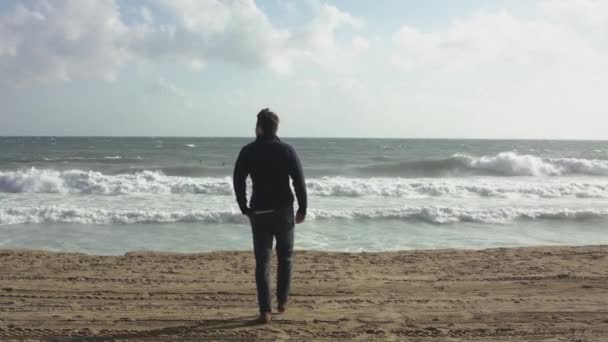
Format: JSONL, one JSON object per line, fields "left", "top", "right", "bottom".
{"left": 249, "top": 206, "right": 295, "bottom": 313}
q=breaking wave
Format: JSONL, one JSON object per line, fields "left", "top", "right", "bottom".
{"left": 307, "top": 177, "right": 608, "bottom": 198}
{"left": 0, "top": 168, "right": 234, "bottom": 195}
{"left": 358, "top": 152, "right": 608, "bottom": 177}
{"left": 1, "top": 168, "right": 608, "bottom": 198}
{"left": 1, "top": 206, "right": 607, "bottom": 225}
{"left": 310, "top": 207, "right": 608, "bottom": 224}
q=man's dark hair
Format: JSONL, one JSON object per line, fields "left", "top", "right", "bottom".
{"left": 257, "top": 108, "right": 279, "bottom": 136}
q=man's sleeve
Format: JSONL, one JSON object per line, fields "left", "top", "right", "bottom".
{"left": 233, "top": 146, "right": 250, "bottom": 215}
{"left": 288, "top": 145, "right": 307, "bottom": 215}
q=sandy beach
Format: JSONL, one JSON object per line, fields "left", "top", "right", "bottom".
{"left": 0, "top": 245, "right": 606, "bottom": 341}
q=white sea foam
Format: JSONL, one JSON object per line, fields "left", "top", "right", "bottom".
{"left": 1, "top": 168, "right": 608, "bottom": 198}
{"left": 361, "top": 152, "right": 608, "bottom": 177}
{"left": 309, "top": 207, "right": 608, "bottom": 224}
{"left": 308, "top": 177, "right": 608, "bottom": 198}
{"left": 0, "top": 168, "right": 234, "bottom": 195}
{"left": 454, "top": 152, "right": 608, "bottom": 176}
{"left": 0, "top": 207, "right": 244, "bottom": 225}
{"left": 1, "top": 206, "right": 607, "bottom": 225}
{"left": 42, "top": 157, "right": 93, "bottom": 161}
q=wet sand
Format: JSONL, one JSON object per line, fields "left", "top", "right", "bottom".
{"left": 0, "top": 245, "right": 607, "bottom": 341}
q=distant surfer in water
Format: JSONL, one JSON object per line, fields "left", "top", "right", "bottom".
{"left": 233, "top": 108, "right": 307, "bottom": 324}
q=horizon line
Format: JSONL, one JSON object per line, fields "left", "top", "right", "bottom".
{"left": 1, "top": 135, "right": 607, "bottom": 142}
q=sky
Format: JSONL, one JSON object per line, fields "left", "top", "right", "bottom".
{"left": 0, "top": 0, "right": 607, "bottom": 139}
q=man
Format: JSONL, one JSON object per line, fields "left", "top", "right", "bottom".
{"left": 233, "top": 108, "right": 307, "bottom": 324}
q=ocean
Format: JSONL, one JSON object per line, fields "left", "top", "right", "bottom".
{"left": 1, "top": 137, "right": 607, "bottom": 255}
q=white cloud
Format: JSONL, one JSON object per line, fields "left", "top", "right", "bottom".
{"left": 352, "top": 36, "right": 370, "bottom": 51}
{"left": 541, "top": 0, "right": 608, "bottom": 34}
{"left": 286, "top": 1, "right": 366, "bottom": 72}
{"left": 143, "top": 77, "right": 193, "bottom": 109}
{"left": 153, "top": 77, "right": 185, "bottom": 98}
{"left": 389, "top": 0, "right": 608, "bottom": 138}
{"left": 137, "top": 0, "right": 368, "bottom": 74}
{"left": 391, "top": 0, "right": 608, "bottom": 73}
{"left": 0, "top": 0, "right": 130, "bottom": 85}
{"left": 140, "top": 7, "right": 153, "bottom": 23}
{"left": 0, "top": 0, "right": 367, "bottom": 85}
{"left": 143, "top": 0, "right": 289, "bottom": 70}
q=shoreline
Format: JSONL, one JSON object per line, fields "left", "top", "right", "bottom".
{"left": 0, "top": 245, "right": 607, "bottom": 341}
{"left": 2, "top": 242, "right": 608, "bottom": 256}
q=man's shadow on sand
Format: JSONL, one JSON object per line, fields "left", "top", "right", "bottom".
{"left": 132, "top": 317, "right": 268, "bottom": 339}
{"left": 54, "top": 317, "right": 267, "bottom": 341}
{"left": 196, "top": 316, "right": 265, "bottom": 330}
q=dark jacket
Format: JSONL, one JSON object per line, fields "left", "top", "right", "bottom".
{"left": 233, "top": 135, "right": 307, "bottom": 216}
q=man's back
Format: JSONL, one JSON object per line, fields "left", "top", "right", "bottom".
{"left": 233, "top": 136, "right": 307, "bottom": 216}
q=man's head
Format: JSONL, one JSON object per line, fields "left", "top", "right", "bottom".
{"left": 256, "top": 108, "right": 279, "bottom": 138}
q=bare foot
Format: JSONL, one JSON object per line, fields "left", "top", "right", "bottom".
{"left": 257, "top": 312, "right": 272, "bottom": 324}
{"left": 278, "top": 302, "right": 287, "bottom": 314}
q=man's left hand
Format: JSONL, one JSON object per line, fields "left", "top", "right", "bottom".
{"left": 295, "top": 212, "right": 305, "bottom": 224}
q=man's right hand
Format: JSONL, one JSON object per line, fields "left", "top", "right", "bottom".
{"left": 295, "top": 212, "right": 305, "bottom": 224}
